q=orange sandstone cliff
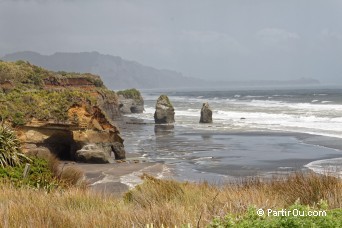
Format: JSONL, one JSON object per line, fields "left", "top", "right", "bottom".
{"left": 0, "top": 60, "right": 125, "bottom": 163}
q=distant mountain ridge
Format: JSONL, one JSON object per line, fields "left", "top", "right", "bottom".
{"left": 2, "top": 51, "right": 319, "bottom": 90}
{"left": 2, "top": 51, "right": 202, "bottom": 89}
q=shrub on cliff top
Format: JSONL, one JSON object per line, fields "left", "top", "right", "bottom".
{"left": 0, "top": 124, "right": 30, "bottom": 168}
{"left": 0, "top": 61, "right": 105, "bottom": 90}
{"left": 0, "top": 89, "right": 96, "bottom": 124}
{"left": 0, "top": 61, "right": 49, "bottom": 88}
{"left": 117, "top": 88, "right": 141, "bottom": 100}
{"left": 0, "top": 61, "right": 115, "bottom": 125}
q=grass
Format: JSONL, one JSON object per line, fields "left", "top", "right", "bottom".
{"left": 0, "top": 172, "right": 341, "bottom": 227}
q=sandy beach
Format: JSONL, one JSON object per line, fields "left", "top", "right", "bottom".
{"left": 64, "top": 115, "right": 342, "bottom": 195}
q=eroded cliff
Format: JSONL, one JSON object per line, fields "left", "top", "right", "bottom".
{"left": 0, "top": 60, "right": 124, "bottom": 162}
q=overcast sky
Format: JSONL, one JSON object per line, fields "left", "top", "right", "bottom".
{"left": 0, "top": 0, "right": 342, "bottom": 83}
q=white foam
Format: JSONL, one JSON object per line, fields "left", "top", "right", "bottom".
{"left": 305, "top": 158, "right": 342, "bottom": 178}
{"left": 90, "top": 172, "right": 118, "bottom": 186}
{"left": 192, "top": 156, "right": 213, "bottom": 161}
{"left": 124, "top": 107, "right": 155, "bottom": 121}
{"left": 132, "top": 94, "right": 342, "bottom": 139}
{"left": 176, "top": 110, "right": 199, "bottom": 117}
{"left": 245, "top": 95, "right": 265, "bottom": 98}
{"left": 119, "top": 171, "right": 142, "bottom": 189}
{"left": 120, "top": 164, "right": 172, "bottom": 189}
{"left": 165, "top": 101, "right": 342, "bottom": 138}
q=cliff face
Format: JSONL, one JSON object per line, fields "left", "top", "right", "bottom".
{"left": 0, "top": 60, "right": 124, "bottom": 162}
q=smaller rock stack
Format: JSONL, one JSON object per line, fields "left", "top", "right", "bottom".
{"left": 199, "top": 102, "right": 213, "bottom": 123}
{"left": 154, "top": 95, "right": 175, "bottom": 124}
{"left": 111, "top": 142, "right": 126, "bottom": 160}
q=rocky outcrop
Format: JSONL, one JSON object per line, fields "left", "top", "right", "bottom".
{"left": 1, "top": 61, "right": 125, "bottom": 163}
{"left": 200, "top": 102, "right": 213, "bottom": 123}
{"left": 118, "top": 95, "right": 144, "bottom": 114}
{"left": 154, "top": 95, "right": 175, "bottom": 124}
{"left": 17, "top": 104, "right": 125, "bottom": 162}
{"left": 76, "top": 144, "right": 112, "bottom": 164}
{"left": 117, "top": 89, "right": 144, "bottom": 114}
{"left": 111, "top": 142, "right": 126, "bottom": 160}
{"left": 97, "top": 91, "right": 122, "bottom": 120}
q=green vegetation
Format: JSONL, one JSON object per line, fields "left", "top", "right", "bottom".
{"left": 0, "top": 156, "right": 58, "bottom": 190}
{"left": 0, "top": 89, "right": 96, "bottom": 124}
{"left": 0, "top": 60, "right": 49, "bottom": 89}
{"left": 210, "top": 205, "right": 342, "bottom": 227}
{"left": 117, "top": 88, "right": 141, "bottom": 100}
{"left": 0, "top": 124, "right": 83, "bottom": 190}
{"left": 0, "top": 61, "right": 116, "bottom": 125}
{"left": 0, "top": 61, "right": 104, "bottom": 90}
{"left": 0, "top": 155, "right": 84, "bottom": 191}
{"left": 158, "top": 94, "right": 173, "bottom": 106}
{"left": 0, "top": 124, "right": 30, "bottom": 167}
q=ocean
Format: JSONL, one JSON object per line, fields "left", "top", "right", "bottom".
{"left": 122, "top": 87, "right": 342, "bottom": 184}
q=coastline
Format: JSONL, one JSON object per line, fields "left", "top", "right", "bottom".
{"left": 65, "top": 116, "right": 342, "bottom": 195}
{"left": 120, "top": 115, "right": 342, "bottom": 178}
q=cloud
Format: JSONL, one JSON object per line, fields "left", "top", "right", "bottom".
{"left": 179, "top": 30, "right": 249, "bottom": 56}
{"left": 317, "top": 29, "right": 342, "bottom": 51}
{"left": 256, "top": 28, "right": 300, "bottom": 50}
{"left": 320, "top": 29, "right": 342, "bottom": 40}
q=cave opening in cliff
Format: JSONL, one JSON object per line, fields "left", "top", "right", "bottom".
{"left": 43, "top": 130, "right": 79, "bottom": 161}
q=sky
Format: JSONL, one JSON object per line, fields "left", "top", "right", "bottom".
{"left": 0, "top": 0, "right": 342, "bottom": 83}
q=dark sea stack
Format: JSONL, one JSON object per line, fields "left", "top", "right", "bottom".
{"left": 200, "top": 102, "right": 213, "bottom": 123}
{"left": 154, "top": 95, "right": 175, "bottom": 124}
{"left": 111, "top": 142, "right": 126, "bottom": 160}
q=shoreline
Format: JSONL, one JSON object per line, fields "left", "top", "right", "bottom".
{"left": 120, "top": 114, "right": 342, "bottom": 151}
{"left": 64, "top": 161, "right": 172, "bottom": 196}
{"left": 65, "top": 116, "right": 342, "bottom": 195}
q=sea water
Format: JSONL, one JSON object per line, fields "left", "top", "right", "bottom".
{"left": 123, "top": 87, "right": 342, "bottom": 182}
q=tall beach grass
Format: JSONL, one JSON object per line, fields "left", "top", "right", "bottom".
{"left": 0, "top": 172, "right": 341, "bottom": 227}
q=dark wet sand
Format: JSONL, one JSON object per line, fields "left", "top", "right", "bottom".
{"left": 66, "top": 116, "right": 342, "bottom": 195}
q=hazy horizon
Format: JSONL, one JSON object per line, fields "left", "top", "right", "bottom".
{"left": 1, "top": 0, "right": 342, "bottom": 84}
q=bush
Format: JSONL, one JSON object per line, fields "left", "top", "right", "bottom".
{"left": 0, "top": 124, "right": 30, "bottom": 168}
{"left": 117, "top": 88, "right": 141, "bottom": 100}
{"left": 0, "top": 89, "right": 96, "bottom": 124}
{"left": 0, "top": 154, "right": 85, "bottom": 190}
